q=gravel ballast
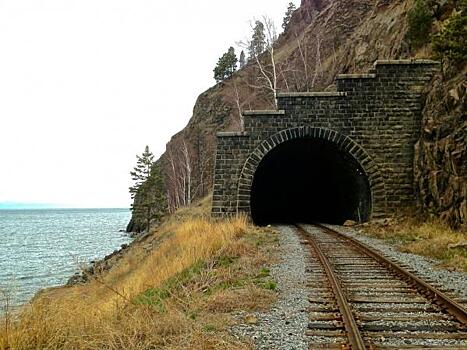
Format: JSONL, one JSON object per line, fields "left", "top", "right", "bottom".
{"left": 231, "top": 224, "right": 467, "bottom": 349}
{"left": 232, "top": 225, "right": 313, "bottom": 349}
{"left": 322, "top": 224, "right": 467, "bottom": 300}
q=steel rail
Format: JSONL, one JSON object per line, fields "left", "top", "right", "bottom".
{"left": 296, "top": 225, "right": 367, "bottom": 350}
{"left": 314, "top": 223, "right": 467, "bottom": 326}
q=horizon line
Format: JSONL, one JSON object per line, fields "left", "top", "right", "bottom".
{"left": 0, "top": 202, "right": 130, "bottom": 210}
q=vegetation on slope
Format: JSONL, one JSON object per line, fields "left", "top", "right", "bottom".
{"left": 359, "top": 217, "right": 467, "bottom": 271}
{"left": 414, "top": 0, "right": 466, "bottom": 229}
{"left": 0, "top": 197, "right": 279, "bottom": 350}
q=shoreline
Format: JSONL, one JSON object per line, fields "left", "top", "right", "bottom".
{"left": 0, "top": 208, "right": 132, "bottom": 309}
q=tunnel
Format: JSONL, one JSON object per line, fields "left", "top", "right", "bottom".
{"left": 250, "top": 137, "right": 371, "bottom": 225}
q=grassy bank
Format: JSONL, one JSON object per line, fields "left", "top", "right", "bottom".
{"left": 359, "top": 217, "right": 467, "bottom": 272}
{"left": 0, "top": 198, "right": 279, "bottom": 350}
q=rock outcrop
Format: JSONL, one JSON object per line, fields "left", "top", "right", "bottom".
{"left": 415, "top": 64, "right": 466, "bottom": 229}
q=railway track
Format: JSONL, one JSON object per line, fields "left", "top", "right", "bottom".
{"left": 296, "top": 224, "right": 467, "bottom": 349}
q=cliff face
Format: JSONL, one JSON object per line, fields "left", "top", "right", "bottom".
{"left": 415, "top": 65, "right": 466, "bottom": 228}
{"left": 129, "top": 0, "right": 466, "bottom": 231}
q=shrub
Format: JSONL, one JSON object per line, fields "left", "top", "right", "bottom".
{"left": 432, "top": 1, "right": 467, "bottom": 64}
{"left": 406, "top": 0, "right": 433, "bottom": 48}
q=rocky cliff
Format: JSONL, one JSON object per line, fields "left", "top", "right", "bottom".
{"left": 415, "top": 64, "right": 466, "bottom": 228}
{"left": 129, "top": 0, "right": 466, "bottom": 231}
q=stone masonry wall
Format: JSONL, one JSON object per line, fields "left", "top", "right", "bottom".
{"left": 212, "top": 60, "right": 439, "bottom": 220}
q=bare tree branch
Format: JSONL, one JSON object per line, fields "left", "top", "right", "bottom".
{"left": 312, "top": 37, "right": 322, "bottom": 88}
{"left": 296, "top": 34, "right": 310, "bottom": 91}
{"left": 232, "top": 82, "right": 244, "bottom": 130}
{"left": 181, "top": 140, "right": 192, "bottom": 206}
{"left": 238, "top": 16, "right": 279, "bottom": 108}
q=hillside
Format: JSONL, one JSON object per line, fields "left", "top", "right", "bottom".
{"left": 128, "top": 0, "right": 466, "bottom": 231}
{"left": 0, "top": 198, "right": 281, "bottom": 349}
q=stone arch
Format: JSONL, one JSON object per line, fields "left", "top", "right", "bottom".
{"left": 236, "top": 126, "right": 386, "bottom": 219}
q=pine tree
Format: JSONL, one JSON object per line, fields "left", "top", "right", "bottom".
{"left": 129, "top": 146, "right": 166, "bottom": 232}
{"left": 225, "top": 47, "right": 237, "bottom": 75}
{"left": 213, "top": 46, "right": 238, "bottom": 83}
{"left": 406, "top": 0, "right": 432, "bottom": 48}
{"left": 129, "top": 145, "right": 154, "bottom": 199}
{"left": 282, "top": 2, "right": 296, "bottom": 30}
{"left": 248, "top": 21, "right": 266, "bottom": 59}
{"left": 132, "top": 164, "right": 166, "bottom": 232}
{"left": 239, "top": 50, "right": 246, "bottom": 68}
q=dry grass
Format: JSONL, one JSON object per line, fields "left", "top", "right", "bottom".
{"left": 359, "top": 217, "right": 467, "bottom": 271}
{"left": 0, "top": 198, "right": 279, "bottom": 350}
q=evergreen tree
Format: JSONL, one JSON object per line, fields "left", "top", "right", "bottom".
{"left": 282, "top": 2, "right": 296, "bottom": 30}
{"left": 225, "top": 47, "right": 238, "bottom": 75}
{"left": 248, "top": 21, "right": 266, "bottom": 59}
{"left": 213, "top": 46, "right": 238, "bottom": 83}
{"left": 239, "top": 50, "right": 246, "bottom": 68}
{"left": 131, "top": 164, "right": 166, "bottom": 232}
{"left": 129, "top": 145, "right": 154, "bottom": 199}
{"left": 129, "top": 146, "right": 166, "bottom": 232}
{"left": 406, "top": 0, "right": 432, "bottom": 48}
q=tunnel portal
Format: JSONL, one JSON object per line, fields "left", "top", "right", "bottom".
{"left": 211, "top": 60, "right": 440, "bottom": 221}
{"left": 250, "top": 137, "right": 371, "bottom": 225}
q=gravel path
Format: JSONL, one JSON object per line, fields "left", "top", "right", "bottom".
{"left": 322, "top": 224, "right": 467, "bottom": 300}
{"left": 231, "top": 225, "right": 312, "bottom": 350}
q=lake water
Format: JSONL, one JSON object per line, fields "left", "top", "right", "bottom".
{"left": 0, "top": 208, "right": 132, "bottom": 306}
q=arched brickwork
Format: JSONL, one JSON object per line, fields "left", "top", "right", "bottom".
{"left": 236, "top": 126, "right": 386, "bottom": 218}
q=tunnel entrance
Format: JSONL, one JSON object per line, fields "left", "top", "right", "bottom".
{"left": 250, "top": 137, "right": 371, "bottom": 225}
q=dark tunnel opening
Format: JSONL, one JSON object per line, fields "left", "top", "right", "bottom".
{"left": 250, "top": 137, "right": 371, "bottom": 225}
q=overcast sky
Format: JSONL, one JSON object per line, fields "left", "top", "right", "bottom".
{"left": 0, "top": 0, "right": 299, "bottom": 208}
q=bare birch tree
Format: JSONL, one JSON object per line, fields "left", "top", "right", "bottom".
{"left": 239, "top": 16, "right": 279, "bottom": 108}
{"left": 181, "top": 140, "right": 192, "bottom": 206}
{"left": 311, "top": 37, "right": 323, "bottom": 88}
{"left": 165, "top": 138, "right": 194, "bottom": 212}
{"left": 296, "top": 35, "right": 310, "bottom": 91}
{"left": 282, "top": 34, "right": 323, "bottom": 92}
{"left": 167, "top": 147, "right": 180, "bottom": 213}
{"left": 224, "top": 81, "right": 247, "bottom": 130}
{"left": 192, "top": 133, "right": 212, "bottom": 198}
{"left": 232, "top": 82, "right": 244, "bottom": 130}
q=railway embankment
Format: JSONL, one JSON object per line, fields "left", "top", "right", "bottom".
{"left": 356, "top": 218, "right": 467, "bottom": 272}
